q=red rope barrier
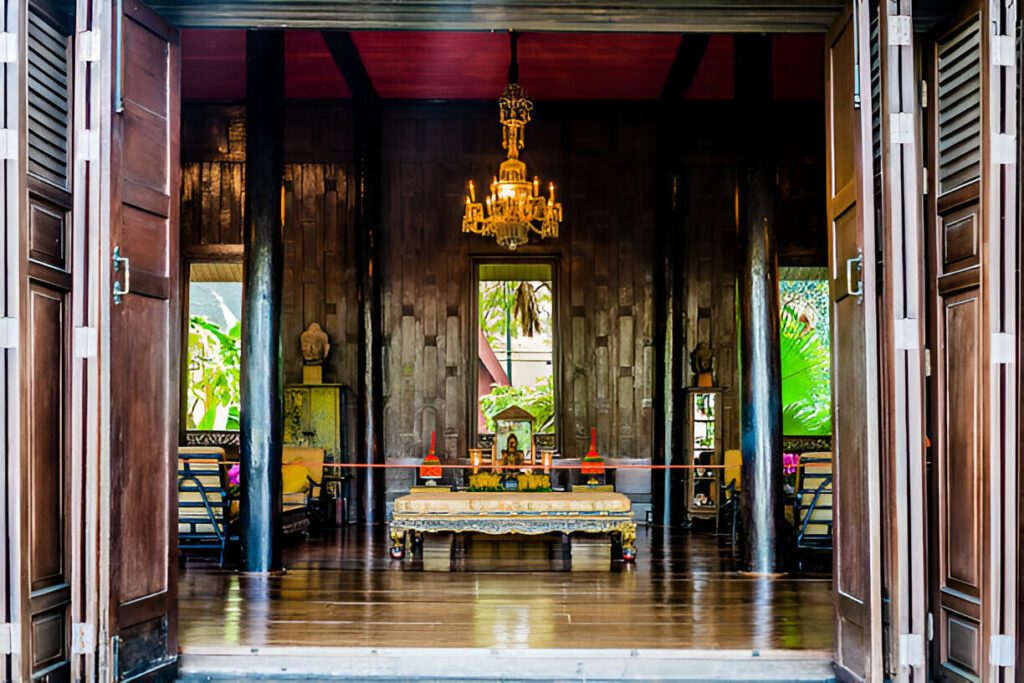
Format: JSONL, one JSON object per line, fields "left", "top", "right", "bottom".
{"left": 180, "top": 459, "right": 833, "bottom": 470}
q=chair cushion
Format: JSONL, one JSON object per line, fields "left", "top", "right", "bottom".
{"left": 283, "top": 446, "right": 325, "bottom": 484}
{"left": 282, "top": 464, "right": 312, "bottom": 494}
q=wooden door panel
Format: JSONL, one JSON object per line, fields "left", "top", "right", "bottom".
{"left": 26, "top": 281, "right": 71, "bottom": 680}
{"left": 105, "top": 0, "right": 180, "bottom": 678}
{"left": 926, "top": 7, "right": 989, "bottom": 680}
{"left": 941, "top": 292, "right": 980, "bottom": 596}
{"left": 21, "top": 2, "right": 74, "bottom": 677}
{"left": 826, "top": 3, "right": 882, "bottom": 679}
{"left": 828, "top": 20, "right": 856, "bottom": 196}
{"left": 112, "top": 296, "right": 172, "bottom": 607}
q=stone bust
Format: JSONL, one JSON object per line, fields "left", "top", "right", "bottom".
{"left": 300, "top": 322, "right": 330, "bottom": 364}
{"left": 690, "top": 342, "right": 713, "bottom": 375}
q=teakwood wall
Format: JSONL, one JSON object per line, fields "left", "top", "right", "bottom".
{"left": 179, "top": 100, "right": 824, "bottom": 502}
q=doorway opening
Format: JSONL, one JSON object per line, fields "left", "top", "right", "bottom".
{"left": 172, "top": 25, "right": 835, "bottom": 660}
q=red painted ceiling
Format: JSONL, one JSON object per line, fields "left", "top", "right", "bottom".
{"left": 181, "top": 29, "right": 822, "bottom": 102}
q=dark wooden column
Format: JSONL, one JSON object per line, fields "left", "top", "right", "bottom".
{"left": 735, "top": 35, "right": 784, "bottom": 573}
{"left": 654, "top": 35, "right": 710, "bottom": 527}
{"left": 240, "top": 30, "right": 285, "bottom": 571}
{"left": 322, "top": 32, "right": 385, "bottom": 524}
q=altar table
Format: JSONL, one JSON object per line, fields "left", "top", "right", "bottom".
{"left": 388, "top": 491, "right": 637, "bottom": 561}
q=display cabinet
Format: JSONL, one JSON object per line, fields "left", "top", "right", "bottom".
{"left": 685, "top": 388, "right": 722, "bottom": 524}
{"left": 284, "top": 383, "right": 347, "bottom": 501}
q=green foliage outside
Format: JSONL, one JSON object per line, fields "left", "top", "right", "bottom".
{"left": 479, "top": 375, "right": 555, "bottom": 434}
{"left": 779, "top": 281, "right": 832, "bottom": 436}
{"left": 478, "top": 280, "right": 552, "bottom": 348}
{"left": 478, "top": 278, "right": 555, "bottom": 434}
{"left": 187, "top": 316, "right": 241, "bottom": 430}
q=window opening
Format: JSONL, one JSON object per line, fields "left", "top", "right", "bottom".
{"left": 476, "top": 262, "right": 555, "bottom": 439}
{"left": 186, "top": 262, "right": 243, "bottom": 430}
{"left": 778, "top": 268, "right": 832, "bottom": 437}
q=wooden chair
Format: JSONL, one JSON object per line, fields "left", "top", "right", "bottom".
{"left": 718, "top": 449, "right": 742, "bottom": 547}
{"left": 281, "top": 446, "right": 327, "bottom": 535}
{"left": 793, "top": 453, "right": 833, "bottom": 563}
{"left": 177, "top": 447, "right": 232, "bottom": 566}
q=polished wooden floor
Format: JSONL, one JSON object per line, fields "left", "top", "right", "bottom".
{"left": 178, "top": 525, "right": 834, "bottom": 652}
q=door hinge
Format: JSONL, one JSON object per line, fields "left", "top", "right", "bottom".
{"left": 895, "top": 318, "right": 919, "bottom": 350}
{"left": 0, "top": 317, "right": 16, "bottom": 349}
{"left": 919, "top": 80, "right": 928, "bottom": 107}
{"left": 926, "top": 612, "right": 934, "bottom": 641}
{"left": 924, "top": 348, "right": 932, "bottom": 377}
{"left": 922, "top": 167, "right": 928, "bottom": 195}
{"left": 71, "top": 623, "right": 94, "bottom": 655}
{"left": 992, "top": 332, "right": 1016, "bottom": 364}
{"left": 989, "top": 634, "right": 1015, "bottom": 667}
{"left": 898, "top": 633, "right": 925, "bottom": 668}
{"left": 887, "top": 16, "right": 912, "bottom": 46}
{"left": 77, "top": 30, "right": 101, "bottom": 63}
{"left": 0, "top": 32, "right": 16, "bottom": 63}
{"left": 0, "top": 129, "right": 17, "bottom": 160}
{"left": 890, "top": 112, "right": 915, "bottom": 145}
{"left": 73, "top": 326, "right": 97, "bottom": 359}
{"left": 993, "top": 134, "right": 1017, "bottom": 165}
{"left": 992, "top": 35, "right": 1015, "bottom": 66}
{"left": 77, "top": 129, "right": 98, "bottom": 163}
{"left": 0, "top": 623, "right": 18, "bottom": 655}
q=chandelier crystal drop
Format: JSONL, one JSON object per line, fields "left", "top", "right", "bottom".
{"left": 462, "top": 33, "right": 562, "bottom": 250}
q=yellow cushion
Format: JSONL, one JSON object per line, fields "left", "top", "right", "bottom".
{"left": 282, "top": 464, "right": 311, "bottom": 494}
{"left": 283, "top": 446, "right": 325, "bottom": 484}
{"left": 723, "top": 449, "right": 742, "bottom": 494}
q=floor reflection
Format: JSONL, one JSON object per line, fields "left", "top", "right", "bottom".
{"left": 178, "top": 526, "right": 834, "bottom": 651}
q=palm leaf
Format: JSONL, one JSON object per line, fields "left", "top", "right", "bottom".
{"left": 779, "top": 304, "right": 831, "bottom": 435}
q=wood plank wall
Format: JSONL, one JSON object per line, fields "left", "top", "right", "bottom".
{"left": 179, "top": 101, "right": 824, "bottom": 501}
{"left": 378, "top": 103, "right": 658, "bottom": 492}
{"left": 181, "top": 104, "right": 359, "bottom": 390}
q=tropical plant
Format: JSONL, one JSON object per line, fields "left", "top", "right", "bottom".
{"left": 479, "top": 375, "right": 555, "bottom": 433}
{"left": 779, "top": 302, "right": 832, "bottom": 436}
{"left": 187, "top": 315, "right": 242, "bottom": 430}
{"left": 479, "top": 279, "right": 551, "bottom": 349}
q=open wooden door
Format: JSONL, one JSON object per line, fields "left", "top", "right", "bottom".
{"left": 924, "top": 0, "right": 1018, "bottom": 680}
{"left": 100, "top": 0, "right": 180, "bottom": 678}
{"left": 825, "top": 1, "right": 884, "bottom": 680}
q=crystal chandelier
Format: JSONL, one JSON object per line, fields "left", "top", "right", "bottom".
{"left": 462, "top": 32, "right": 562, "bottom": 250}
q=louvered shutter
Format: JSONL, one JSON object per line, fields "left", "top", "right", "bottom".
{"left": 936, "top": 16, "right": 981, "bottom": 194}
{"left": 27, "top": 8, "right": 71, "bottom": 189}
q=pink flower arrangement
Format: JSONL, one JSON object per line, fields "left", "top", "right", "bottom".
{"left": 228, "top": 463, "right": 240, "bottom": 486}
{"left": 783, "top": 453, "right": 799, "bottom": 476}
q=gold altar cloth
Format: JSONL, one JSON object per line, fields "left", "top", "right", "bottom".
{"left": 393, "top": 491, "right": 632, "bottom": 515}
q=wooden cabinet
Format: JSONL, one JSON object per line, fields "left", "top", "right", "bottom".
{"left": 284, "top": 383, "right": 347, "bottom": 493}
{"left": 685, "top": 388, "right": 722, "bottom": 523}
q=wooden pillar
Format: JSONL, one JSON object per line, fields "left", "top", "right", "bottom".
{"left": 355, "top": 96, "right": 384, "bottom": 524}
{"left": 655, "top": 35, "right": 710, "bottom": 527}
{"left": 240, "top": 30, "right": 285, "bottom": 572}
{"left": 321, "top": 31, "right": 385, "bottom": 524}
{"left": 736, "top": 35, "right": 784, "bottom": 573}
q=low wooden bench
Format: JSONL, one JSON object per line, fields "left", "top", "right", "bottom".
{"left": 388, "top": 491, "right": 637, "bottom": 562}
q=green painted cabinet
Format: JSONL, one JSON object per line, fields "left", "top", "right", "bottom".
{"left": 284, "top": 383, "right": 347, "bottom": 466}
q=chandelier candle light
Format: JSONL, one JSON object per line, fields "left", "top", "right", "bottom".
{"left": 462, "top": 31, "right": 562, "bottom": 250}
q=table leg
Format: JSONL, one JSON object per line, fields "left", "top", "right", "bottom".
{"left": 389, "top": 528, "right": 406, "bottom": 559}
{"left": 620, "top": 524, "right": 637, "bottom": 562}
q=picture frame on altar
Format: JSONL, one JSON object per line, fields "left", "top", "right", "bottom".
{"left": 491, "top": 405, "right": 536, "bottom": 467}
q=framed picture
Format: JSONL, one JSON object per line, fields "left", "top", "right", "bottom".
{"left": 492, "top": 405, "right": 536, "bottom": 467}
